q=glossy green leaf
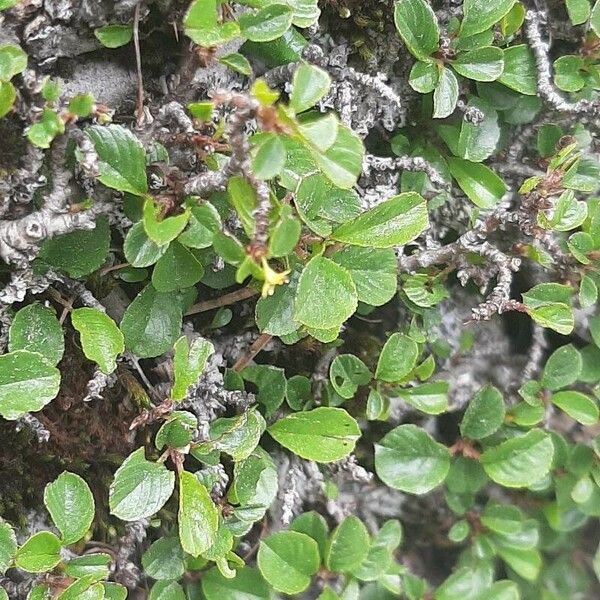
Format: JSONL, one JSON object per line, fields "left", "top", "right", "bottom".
{"left": 290, "top": 64, "right": 331, "bottom": 113}
{"left": 332, "top": 192, "right": 429, "bottom": 248}
{"left": 178, "top": 471, "right": 219, "bottom": 557}
{"left": 15, "top": 532, "right": 61, "bottom": 573}
{"left": 143, "top": 199, "right": 190, "bottom": 246}
{"left": 325, "top": 515, "right": 370, "bottom": 573}
{"left": 152, "top": 241, "right": 204, "bottom": 292}
{"left": 202, "top": 567, "right": 271, "bottom": 600}
{"left": 451, "top": 47, "right": 504, "bottom": 81}
{"left": 86, "top": 125, "right": 148, "bottom": 195}
{"left": 0, "top": 350, "right": 60, "bottom": 420}
{"left": 294, "top": 256, "right": 357, "bottom": 329}
{"left": 0, "top": 44, "right": 27, "bottom": 81}
{"left": 240, "top": 4, "right": 293, "bottom": 42}
{"left": 44, "top": 472, "right": 94, "bottom": 544}
{"left": 9, "top": 303, "right": 64, "bottom": 366}
{"left": 0, "top": 520, "right": 16, "bottom": 574}
{"left": 552, "top": 391, "right": 599, "bottom": 425}
{"left": 64, "top": 553, "right": 111, "bottom": 580}
{"left": 290, "top": 511, "right": 329, "bottom": 557}
{"left": 481, "top": 429, "right": 554, "bottom": 487}
{"left": 460, "top": 385, "right": 506, "bottom": 440}
{"left": 172, "top": 335, "right": 214, "bottom": 401}
{"left": 394, "top": 0, "right": 440, "bottom": 60}
{"left": 541, "top": 344, "right": 582, "bottom": 391}
{"left": 331, "top": 247, "right": 397, "bottom": 306}
{"left": 124, "top": 222, "right": 168, "bottom": 267}
{"left": 268, "top": 407, "right": 360, "bottom": 462}
{"left": 94, "top": 25, "right": 133, "bottom": 48}
{"left": 461, "top": 0, "right": 517, "bottom": 37}
{"left": 257, "top": 531, "right": 320, "bottom": 594}
{"left": 498, "top": 44, "right": 537, "bottom": 95}
{"left": 433, "top": 67, "right": 459, "bottom": 118}
{"left": 252, "top": 134, "right": 286, "bottom": 180}
{"left": 109, "top": 447, "right": 175, "bottom": 520}
{"left": 329, "top": 354, "right": 371, "bottom": 399}
{"left": 219, "top": 52, "right": 253, "bottom": 75}
{"left": 448, "top": 157, "right": 506, "bottom": 208}
{"left": 374, "top": 424, "right": 451, "bottom": 494}
{"left": 142, "top": 537, "right": 186, "bottom": 581}
{"left": 72, "top": 308, "right": 124, "bottom": 374}
{"left": 39, "top": 215, "right": 110, "bottom": 278}
{"left": 375, "top": 333, "right": 419, "bottom": 382}
{"left": 120, "top": 285, "right": 182, "bottom": 358}
{"left": 0, "top": 81, "right": 16, "bottom": 118}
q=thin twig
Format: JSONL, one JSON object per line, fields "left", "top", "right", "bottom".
{"left": 233, "top": 333, "right": 273, "bottom": 372}
{"left": 133, "top": 2, "right": 145, "bottom": 127}
{"left": 185, "top": 286, "right": 259, "bottom": 316}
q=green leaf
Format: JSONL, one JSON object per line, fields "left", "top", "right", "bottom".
{"left": 143, "top": 199, "right": 190, "bottom": 246}
{"left": 27, "top": 108, "right": 64, "bottom": 148}
{"left": 294, "top": 256, "right": 358, "bottom": 329}
{"left": 0, "top": 350, "right": 60, "bottom": 420}
{"left": 240, "top": 4, "right": 293, "bottom": 42}
{"left": 592, "top": 0, "right": 600, "bottom": 36}
{"left": 460, "top": 385, "right": 506, "bottom": 440}
{"left": 94, "top": 25, "right": 133, "bottom": 48}
{"left": 0, "top": 81, "right": 16, "bottom": 118}
{"left": 567, "top": 0, "right": 592, "bottom": 25}
{"left": 496, "top": 546, "right": 541, "bottom": 582}
{"left": 219, "top": 52, "right": 253, "bottom": 75}
{"left": 71, "top": 308, "right": 124, "bottom": 374}
{"left": 552, "top": 391, "right": 599, "bottom": 425}
{"left": 290, "top": 511, "right": 329, "bottom": 557}
{"left": 541, "top": 344, "right": 582, "bottom": 391}
{"left": 9, "top": 303, "right": 64, "bottom": 366}
{"left": 374, "top": 424, "right": 451, "bottom": 494}
{"left": 498, "top": 44, "right": 537, "bottom": 95}
{"left": 481, "top": 429, "right": 554, "bottom": 487}
{"left": 461, "top": 0, "right": 517, "bottom": 37}
{"left": 298, "top": 112, "right": 338, "bottom": 152}
{"left": 268, "top": 407, "right": 361, "bottom": 463}
{"left": 394, "top": 0, "right": 440, "bottom": 60}
{"left": 290, "top": 64, "right": 331, "bottom": 113}
{"left": 331, "top": 247, "right": 397, "bottom": 306}
{"left": 58, "top": 577, "right": 104, "bottom": 600}
{"left": 39, "top": 215, "right": 110, "bottom": 278}
{"left": 269, "top": 208, "right": 301, "bottom": 257}
{"left": 554, "top": 55, "right": 586, "bottom": 92}
{"left": 155, "top": 411, "right": 197, "bottom": 450}
{"left": 448, "top": 157, "right": 506, "bottom": 208}
{"left": 205, "top": 409, "right": 266, "bottom": 460}
{"left": 257, "top": 531, "right": 320, "bottom": 595}
{"left": 434, "top": 566, "right": 493, "bottom": 600}
{"left": 522, "top": 283, "right": 574, "bottom": 335}
{"left": 86, "top": 125, "right": 148, "bottom": 195}
{"left": 433, "top": 67, "right": 459, "bottom": 118}
{"left": 312, "top": 124, "right": 365, "bottom": 189}
{"left": 242, "top": 364, "right": 287, "bottom": 416}
{"left": 178, "top": 204, "right": 222, "bottom": 250}
{"left": 256, "top": 265, "right": 302, "bottom": 336}
{"left": 109, "top": 447, "right": 175, "bottom": 520}
{"left": 149, "top": 581, "right": 186, "bottom": 600}
{"left": 0, "top": 44, "right": 27, "bottom": 81}
{"left": 202, "top": 567, "right": 271, "bottom": 600}
{"left": 184, "top": 0, "right": 240, "bottom": 47}
{"left": 15, "top": 532, "right": 62, "bottom": 573}
{"left": 329, "top": 354, "right": 371, "bottom": 399}
{"left": 579, "top": 274, "right": 598, "bottom": 308}
{"left": 252, "top": 134, "right": 286, "bottom": 180}
{"left": 152, "top": 241, "right": 204, "bottom": 292}
{"left": 68, "top": 93, "right": 95, "bottom": 118}
{"left": 124, "top": 221, "right": 168, "bottom": 267}
{"left": 409, "top": 60, "right": 440, "bottom": 93}
{"left": 325, "top": 516, "right": 370, "bottom": 573}
{"left": 0, "top": 520, "right": 16, "bottom": 574}
{"left": 394, "top": 381, "right": 449, "bottom": 415}
{"left": 375, "top": 333, "right": 419, "bottom": 382}
{"left": 120, "top": 285, "right": 183, "bottom": 358}
{"left": 332, "top": 192, "right": 429, "bottom": 248}
{"left": 452, "top": 47, "right": 504, "bottom": 82}
{"left": 64, "top": 553, "right": 111, "bottom": 580}
{"left": 0, "top": 0, "right": 19, "bottom": 10}
{"left": 44, "top": 472, "right": 95, "bottom": 545}
{"left": 178, "top": 471, "right": 219, "bottom": 557}
{"left": 172, "top": 336, "right": 214, "bottom": 401}
{"left": 103, "top": 583, "right": 128, "bottom": 600}
{"left": 455, "top": 98, "right": 500, "bottom": 162}
{"left": 142, "top": 537, "right": 186, "bottom": 581}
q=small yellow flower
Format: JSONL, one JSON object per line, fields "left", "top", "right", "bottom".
{"left": 261, "top": 258, "right": 290, "bottom": 298}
